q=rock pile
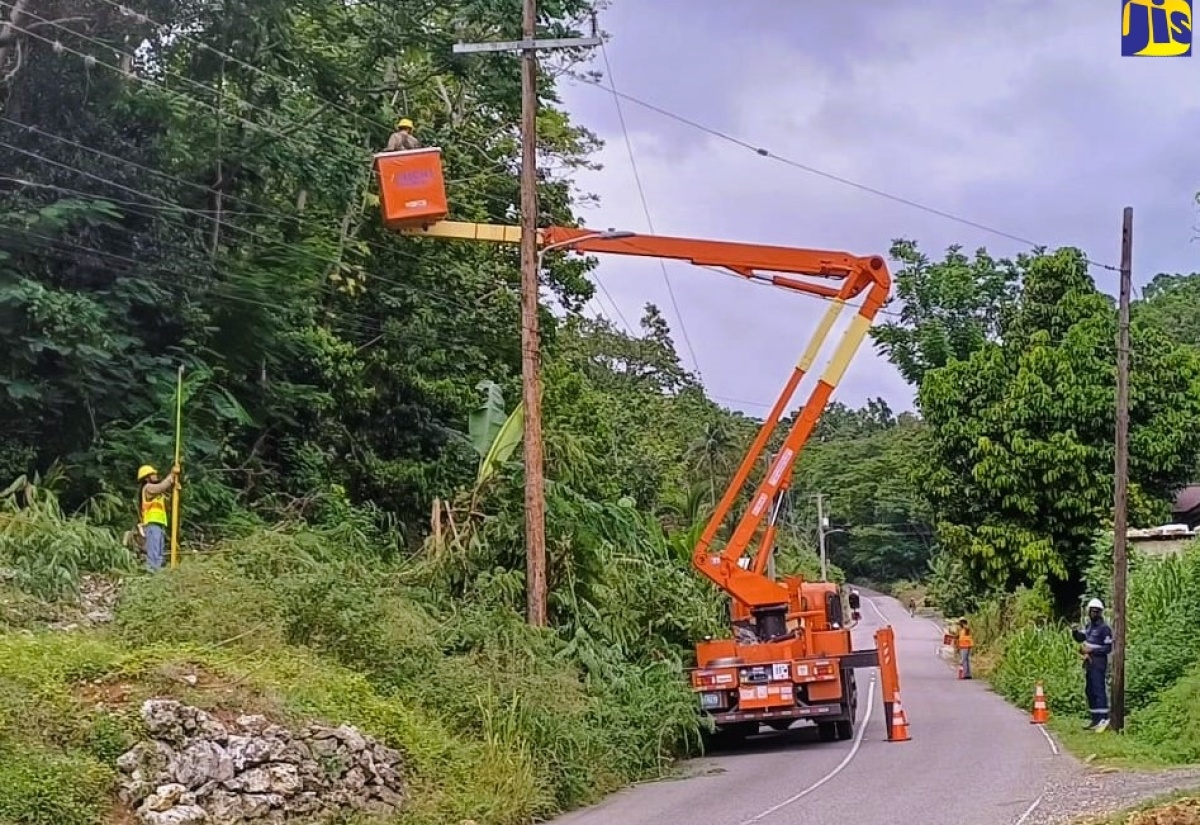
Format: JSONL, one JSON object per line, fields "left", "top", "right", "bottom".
{"left": 117, "top": 699, "right": 405, "bottom": 824}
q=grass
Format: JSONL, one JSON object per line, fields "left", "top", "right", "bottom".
{"left": 0, "top": 512, "right": 714, "bottom": 825}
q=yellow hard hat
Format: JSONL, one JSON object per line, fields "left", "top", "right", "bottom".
{"left": 396, "top": 117, "right": 414, "bottom": 129}
{"left": 137, "top": 464, "right": 158, "bottom": 481}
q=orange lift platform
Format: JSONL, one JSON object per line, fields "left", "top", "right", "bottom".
{"left": 373, "top": 147, "right": 909, "bottom": 745}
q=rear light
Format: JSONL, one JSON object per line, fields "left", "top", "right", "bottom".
{"left": 693, "top": 670, "right": 735, "bottom": 688}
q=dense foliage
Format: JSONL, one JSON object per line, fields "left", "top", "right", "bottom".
{"left": 2, "top": 1, "right": 1200, "bottom": 819}
{"left": 873, "top": 242, "right": 1200, "bottom": 608}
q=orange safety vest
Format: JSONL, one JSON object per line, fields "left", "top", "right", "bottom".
{"left": 141, "top": 486, "right": 168, "bottom": 527}
{"left": 958, "top": 628, "right": 974, "bottom": 649}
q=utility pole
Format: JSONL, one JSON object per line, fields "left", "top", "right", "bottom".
{"left": 1111, "top": 206, "right": 1133, "bottom": 732}
{"left": 454, "top": 11, "right": 600, "bottom": 628}
{"left": 816, "top": 493, "right": 828, "bottom": 582}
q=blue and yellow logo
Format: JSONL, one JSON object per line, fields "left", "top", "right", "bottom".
{"left": 1122, "top": 0, "right": 1192, "bottom": 56}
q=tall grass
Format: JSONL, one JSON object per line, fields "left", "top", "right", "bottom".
{"left": 0, "top": 476, "right": 134, "bottom": 599}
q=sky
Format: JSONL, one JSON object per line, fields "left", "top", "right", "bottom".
{"left": 554, "top": 0, "right": 1200, "bottom": 417}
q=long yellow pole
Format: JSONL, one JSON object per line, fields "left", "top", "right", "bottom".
{"left": 169, "top": 365, "right": 184, "bottom": 569}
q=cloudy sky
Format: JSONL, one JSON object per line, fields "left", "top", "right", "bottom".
{"left": 554, "top": 0, "right": 1200, "bottom": 416}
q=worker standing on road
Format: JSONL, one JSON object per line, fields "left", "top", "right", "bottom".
{"left": 1071, "top": 598, "right": 1114, "bottom": 732}
{"left": 847, "top": 588, "right": 862, "bottom": 623}
{"left": 956, "top": 618, "right": 973, "bottom": 679}
{"left": 385, "top": 117, "right": 421, "bottom": 152}
{"left": 137, "top": 464, "right": 177, "bottom": 572}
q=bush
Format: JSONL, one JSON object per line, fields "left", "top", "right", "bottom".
{"left": 988, "top": 624, "right": 1087, "bottom": 717}
{"left": 0, "top": 478, "right": 134, "bottom": 600}
{"left": 0, "top": 744, "right": 115, "bottom": 825}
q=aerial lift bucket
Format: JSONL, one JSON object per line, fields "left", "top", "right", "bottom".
{"left": 373, "top": 147, "right": 449, "bottom": 230}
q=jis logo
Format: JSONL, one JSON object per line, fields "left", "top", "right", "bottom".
{"left": 1122, "top": 0, "right": 1192, "bottom": 56}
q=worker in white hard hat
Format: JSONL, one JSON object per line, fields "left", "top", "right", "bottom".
{"left": 385, "top": 117, "right": 422, "bottom": 152}
{"left": 1071, "top": 598, "right": 1114, "bottom": 732}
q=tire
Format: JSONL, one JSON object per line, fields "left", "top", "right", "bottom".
{"left": 817, "top": 721, "right": 837, "bottom": 742}
{"left": 834, "top": 669, "right": 858, "bottom": 740}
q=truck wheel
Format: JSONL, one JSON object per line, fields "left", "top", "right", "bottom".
{"left": 817, "top": 721, "right": 837, "bottom": 742}
{"left": 835, "top": 719, "right": 854, "bottom": 740}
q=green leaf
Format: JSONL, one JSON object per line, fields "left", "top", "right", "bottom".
{"left": 468, "top": 380, "right": 508, "bottom": 459}
{"left": 477, "top": 400, "right": 524, "bottom": 486}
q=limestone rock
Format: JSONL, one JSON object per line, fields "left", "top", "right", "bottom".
{"left": 118, "top": 699, "right": 405, "bottom": 824}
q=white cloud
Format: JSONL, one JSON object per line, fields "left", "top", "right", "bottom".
{"left": 558, "top": 0, "right": 1200, "bottom": 415}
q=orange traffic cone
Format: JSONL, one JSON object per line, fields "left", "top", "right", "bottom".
{"left": 1030, "top": 681, "right": 1050, "bottom": 725}
{"left": 888, "top": 692, "right": 911, "bottom": 742}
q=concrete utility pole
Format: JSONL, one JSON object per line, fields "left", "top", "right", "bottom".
{"left": 1111, "top": 206, "right": 1133, "bottom": 732}
{"left": 454, "top": 11, "right": 600, "bottom": 628}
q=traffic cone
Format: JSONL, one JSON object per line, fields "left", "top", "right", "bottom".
{"left": 1030, "top": 681, "right": 1050, "bottom": 725}
{"left": 887, "top": 692, "right": 911, "bottom": 742}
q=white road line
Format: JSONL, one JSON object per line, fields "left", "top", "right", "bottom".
{"left": 737, "top": 674, "right": 877, "bottom": 825}
{"left": 1037, "top": 724, "right": 1060, "bottom": 756}
{"left": 1014, "top": 794, "right": 1044, "bottom": 825}
{"left": 867, "top": 596, "right": 889, "bottom": 624}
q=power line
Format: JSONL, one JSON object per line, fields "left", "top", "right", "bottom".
{"left": 598, "top": 39, "right": 703, "bottom": 379}
{"left": 571, "top": 75, "right": 1123, "bottom": 274}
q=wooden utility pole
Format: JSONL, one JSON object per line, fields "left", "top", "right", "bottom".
{"left": 1111, "top": 206, "right": 1133, "bottom": 733}
{"left": 517, "top": 0, "right": 546, "bottom": 627}
{"left": 454, "top": 11, "right": 600, "bottom": 628}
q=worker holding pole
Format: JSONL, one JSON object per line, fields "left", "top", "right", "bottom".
{"left": 136, "top": 366, "right": 184, "bottom": 572}
{"left": 136, "top": 464, "right": 177, "bottom": 572}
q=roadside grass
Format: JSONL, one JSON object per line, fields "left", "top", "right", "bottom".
{"left": 0, "top": 631, "right": 542, "bottom": 825}
{"left": 0, "top": 516, "right": 712, "bottom": 825}
{"left": 1046, "top": 718, "right": 1175, "bottom": 771}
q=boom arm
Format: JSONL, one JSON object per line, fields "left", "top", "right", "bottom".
{"left": 545, "top": 227, "right": 892, "bottom": 610}
{"left": 399, "top": 219, "right": 891, "bottom": 610}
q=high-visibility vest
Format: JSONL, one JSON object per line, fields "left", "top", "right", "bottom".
{"left": 958, "top": 628, "right": 974, "bottom": 649}
{"left": 141, "top": 487, "right": 168, "bottom": 527}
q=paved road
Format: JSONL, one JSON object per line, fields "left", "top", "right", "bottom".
{"left": 552, "top": 590, "right": 1064, "bottom": 825}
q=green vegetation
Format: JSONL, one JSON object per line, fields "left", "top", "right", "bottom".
{"left": 3, "top": 0, "right": 1200, "bottom": 822}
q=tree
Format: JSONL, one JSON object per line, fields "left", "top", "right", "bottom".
{"left": 914, "top": 247, "right": 1200, "bottom": 604}
{"left": 871, "top": 239, "right": 1024, "bottom": 386}
{"left": 0, "top": 0, "right": 603, "bottom": 533}
{"left": 1135, "top": 272, "right": 1200, "bottom": 350}
{"left": 792, "top": 407, "right": 933, "bottom": 582}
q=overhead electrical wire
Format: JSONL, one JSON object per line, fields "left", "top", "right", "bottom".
{"left": 598, "top": 39, "right": 704, "bottom": 378}
{"left": 571, "top": 76, "right": 1123, "bottom": 274}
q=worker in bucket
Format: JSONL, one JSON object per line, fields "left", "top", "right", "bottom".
{"left": 137, "top": 464, "right": 177, "bottom": 572}
{"left": 385, "top": 117, "right": 422, "bottom": 152}
{"left": 1072, "top": 598, "right": 1114, "bottom": 732}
